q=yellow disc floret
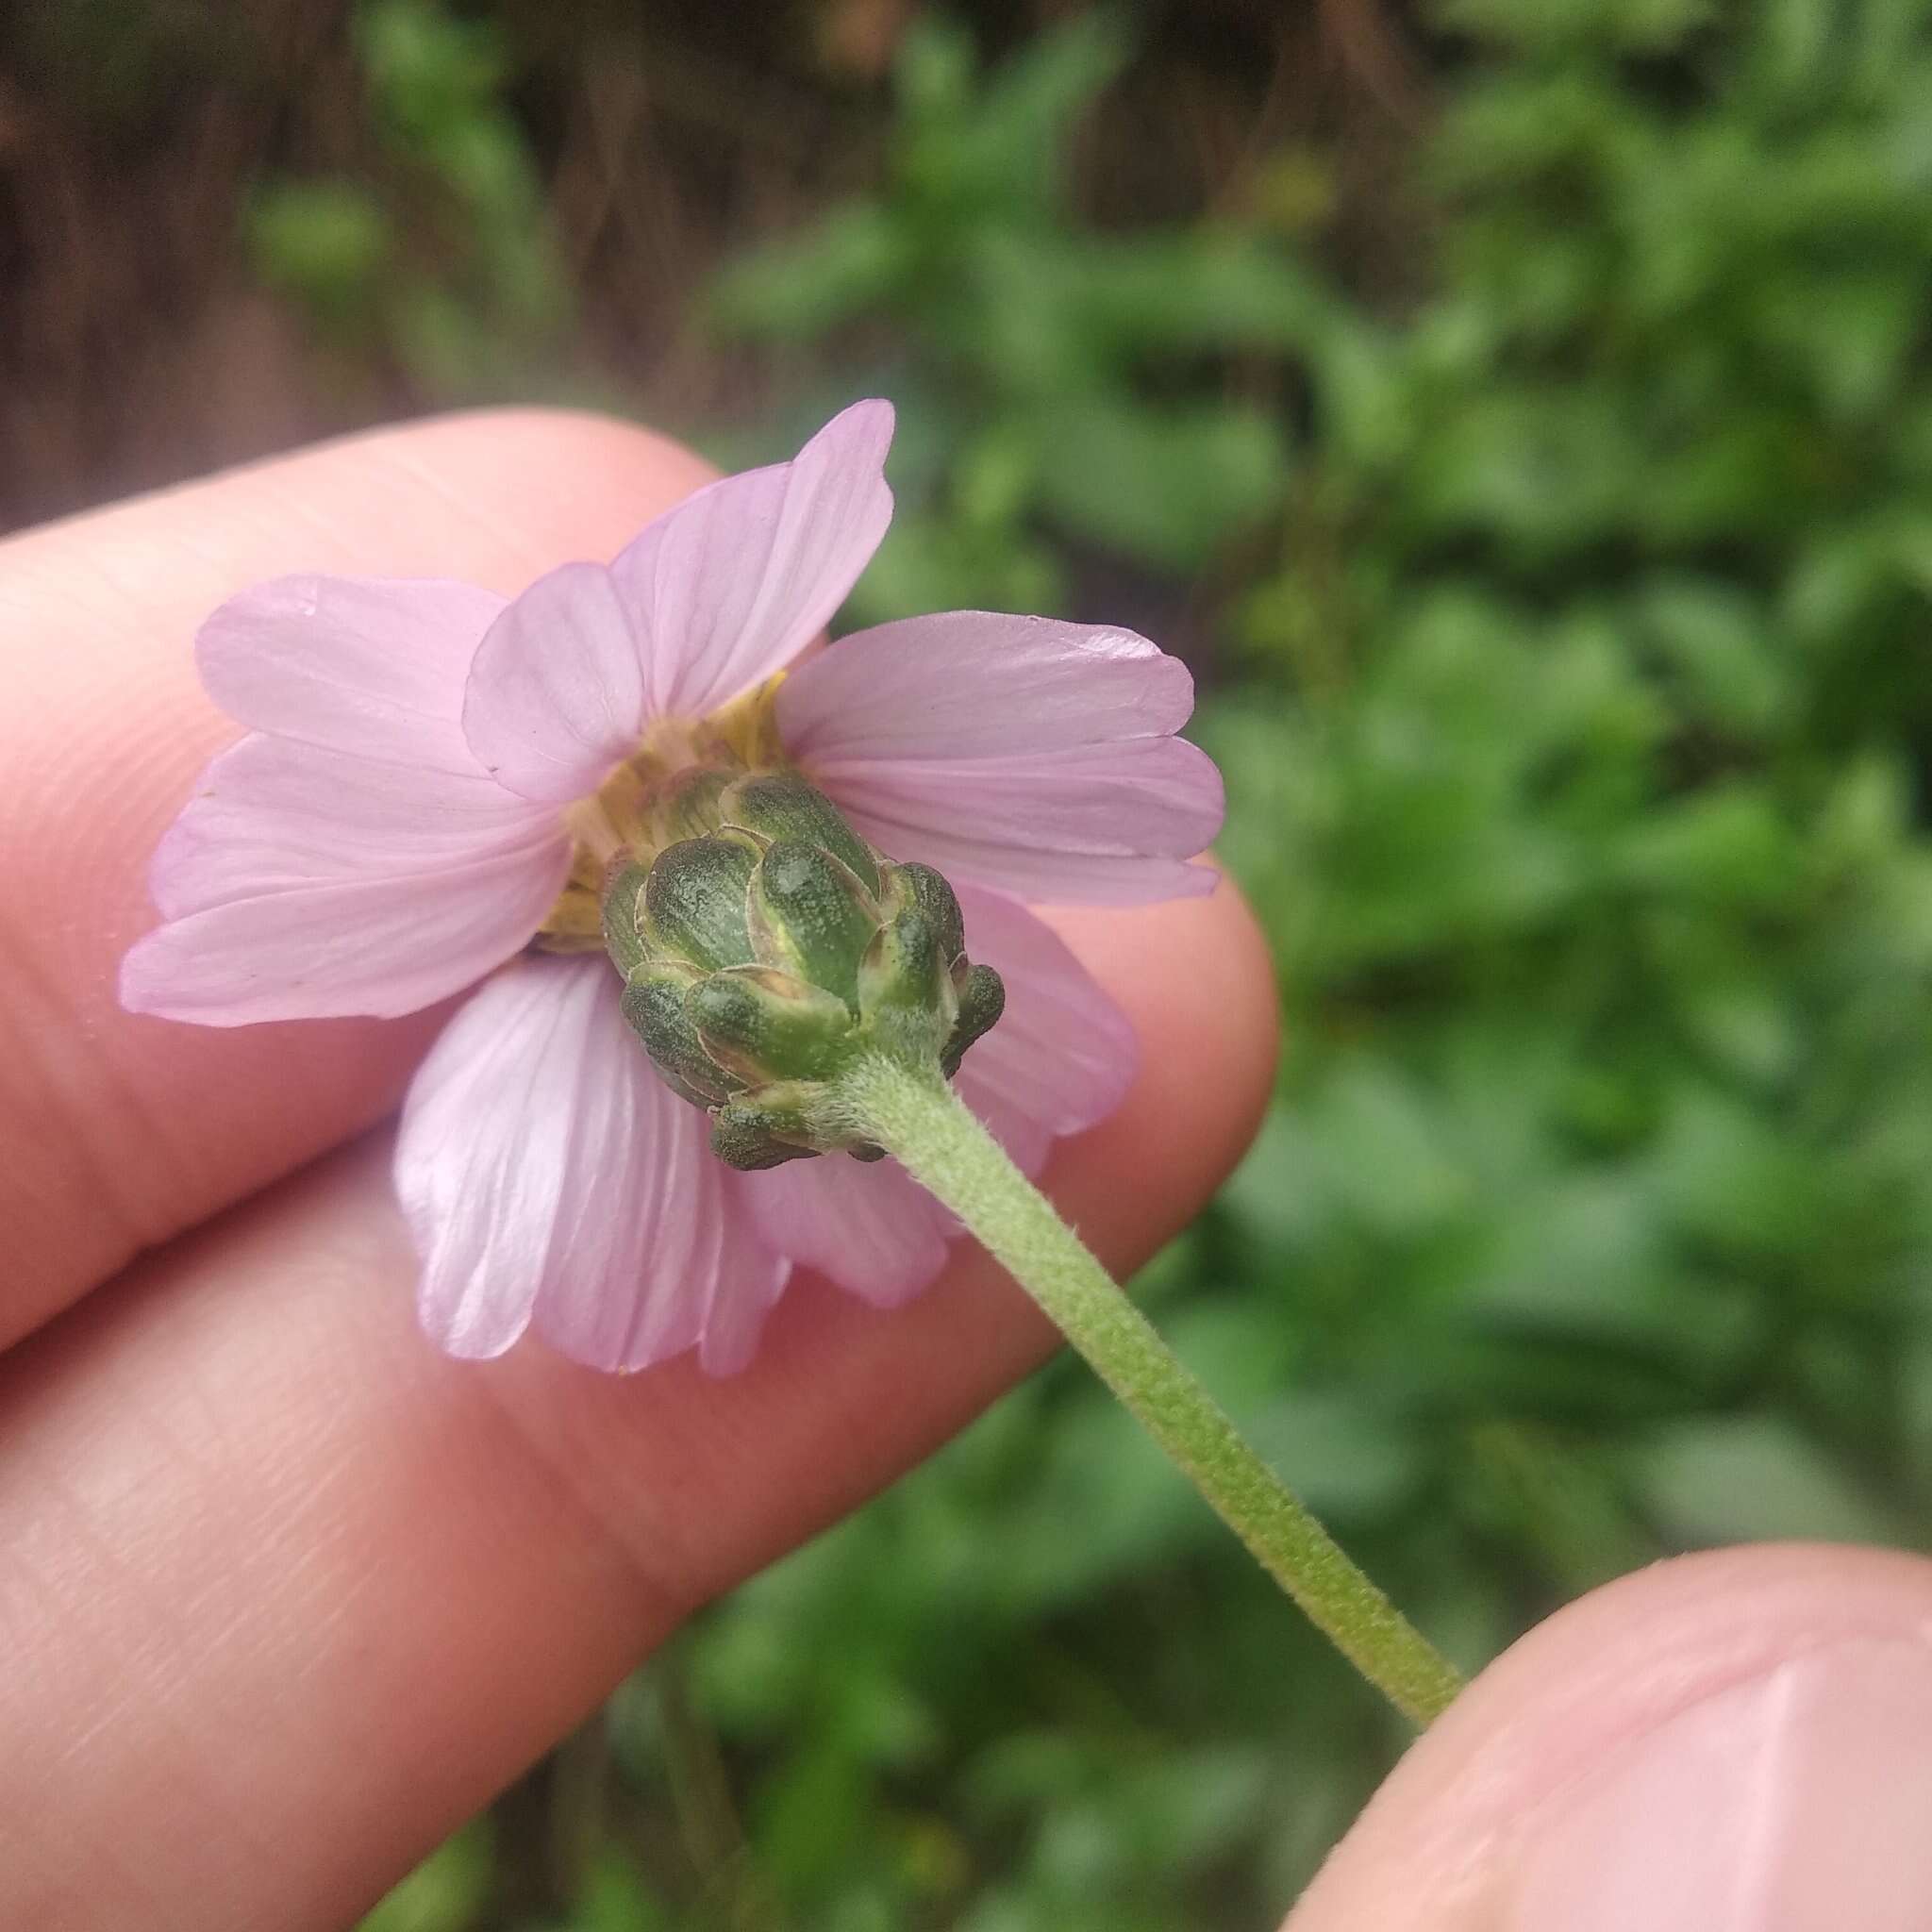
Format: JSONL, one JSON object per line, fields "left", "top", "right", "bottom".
{"left": 533, "top": 673, "right": 790, "bottom": 955}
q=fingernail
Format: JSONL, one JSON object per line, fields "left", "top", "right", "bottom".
{"left": 1497, "top": 1637, "right": 1932, "bottom": 1931}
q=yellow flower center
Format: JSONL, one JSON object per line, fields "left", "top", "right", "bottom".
{"left": 533, "top": 673, "right": 790, "bottom": 954}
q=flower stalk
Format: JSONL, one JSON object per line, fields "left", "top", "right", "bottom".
{"left": 824, "top": 1052, "right": 1465, "bottom": 1728}
{"left": 600, "top": 763, "right": 1460, "bottom": 1724}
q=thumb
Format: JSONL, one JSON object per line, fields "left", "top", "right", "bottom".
{"left": 1288, "top": 1543, "right": 1932, "bottom": 1930}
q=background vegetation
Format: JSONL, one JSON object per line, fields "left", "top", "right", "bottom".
{"left": 11, "top": 1, "right": 1932, "bottom": 1924}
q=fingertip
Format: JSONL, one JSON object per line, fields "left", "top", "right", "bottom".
{"left": 1289, "top": 1541, "right": 1932, "bottom": 1928}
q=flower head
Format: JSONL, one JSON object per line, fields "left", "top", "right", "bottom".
{"left": 601, "top": 772, "right": 1009, "bottom": 1169}
{"left": 121, "top": 403, "right": 1224, "bottom": 1374}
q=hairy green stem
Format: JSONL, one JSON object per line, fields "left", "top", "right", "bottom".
{"left": 829, "top": 1054, "right": 1464, "bottom": 1727}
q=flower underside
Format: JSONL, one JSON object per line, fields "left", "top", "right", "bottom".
{"left": 119, "top": 397, "right": 1214, "bottom": 1377}
{"left": 523, "top": 671, "right": 1006, "bottom": 1173}
{"left": 599, "top": 765, "right": 1006, "bottom": 1173}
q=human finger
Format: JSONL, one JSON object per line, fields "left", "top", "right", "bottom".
{"left": 0, "top": 882, "right": 1278, "bottom": 1930}
{"left": 1287, "top": 1541, "right": 1932, "bottom": 1930}
{"left": 0, "top": 408, "right": 713, "bottom": 1341}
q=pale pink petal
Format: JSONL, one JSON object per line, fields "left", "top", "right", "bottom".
{"left": 460, "top": 560, "right": 648, "bottom": 804}
{"left": 121, "top": 847, "right": 569, "bottom": 1025}
{"left": 126, "top": 565, "right": 572, "bottom": 1026}
{"left": 121, "top": 732, "right": 568, "bottom": 1024}
{"left": 779, "top": 611, "right": 1224, "bottom": 903}
{"left": 953, "top": 886, "right": 1139, "bottom": 1142}
{"left": 611, "top": 400, "right": 894, "bottom": 719}
{"left": 737, "top": 1153, "right": 954, "bottom": 1309}
{"left": 691, "top": 1225, "right": 792, "bottom": 1376}
{"left": 398, "top": 957, "right": 790, "bottom": 1372}
{"left": 146, "top": 736, "right": 562, "bottom": 908}
{"left": 955, "top": 1069, "right": 1057, "bottom": 1180}
{"left": 780, "top": 609, "right": 1195, "bottom": 757}
{"left": 198, "top": 575, "right": 506, "bottom": 772}
{"left": 815, "top": 740, "right": 1222, "bottom": 905}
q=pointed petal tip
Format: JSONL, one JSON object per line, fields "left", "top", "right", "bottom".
{"left": 115, "top": 928, "right": 262, "bottom": 1027}
{"left": 115, "top": 939, "right": 172, "bottom": 1020}
{"left": 612, "top": 399, "right": 897, "bottom": 720}
{"left": 822, "top": 395, "right": 896, "bottom": 451}
{"left": 1171, "top": 855, "right": 1224, "bottom": 899}
{"left": 422, "top": 1300, "right": 531, "bottom": 1363}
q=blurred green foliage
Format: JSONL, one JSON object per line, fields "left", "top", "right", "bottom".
{"left": 708, "top": 14, "right": 1314, "bottom": 618}
{"left": 249, "top": 0, "right": 567, "bottom": 387}
{"left": 226, "top": 0, "right": 1932, "bottom": 1924}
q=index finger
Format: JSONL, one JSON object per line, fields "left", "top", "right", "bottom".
{"left": 0, "top": 410, "right": 714, "bottom": 1341}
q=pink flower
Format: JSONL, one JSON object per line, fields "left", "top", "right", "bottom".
{"left": 121, "top": 403, "right": 1224, "bottom": 1374}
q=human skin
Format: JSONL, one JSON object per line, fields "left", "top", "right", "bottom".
{"left": 0, "top": 410, "right": 1279, "bottom": 1927}
{"left": 1289, "top": 1541, "right": 1932, "bottom": 1928}
{"left": 7, "top": 415, "right": 1930, "bottom": 1932}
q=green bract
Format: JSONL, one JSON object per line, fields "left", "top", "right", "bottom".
{"left": 602, "top": 771, "right": 1004, "bottom": 1169}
